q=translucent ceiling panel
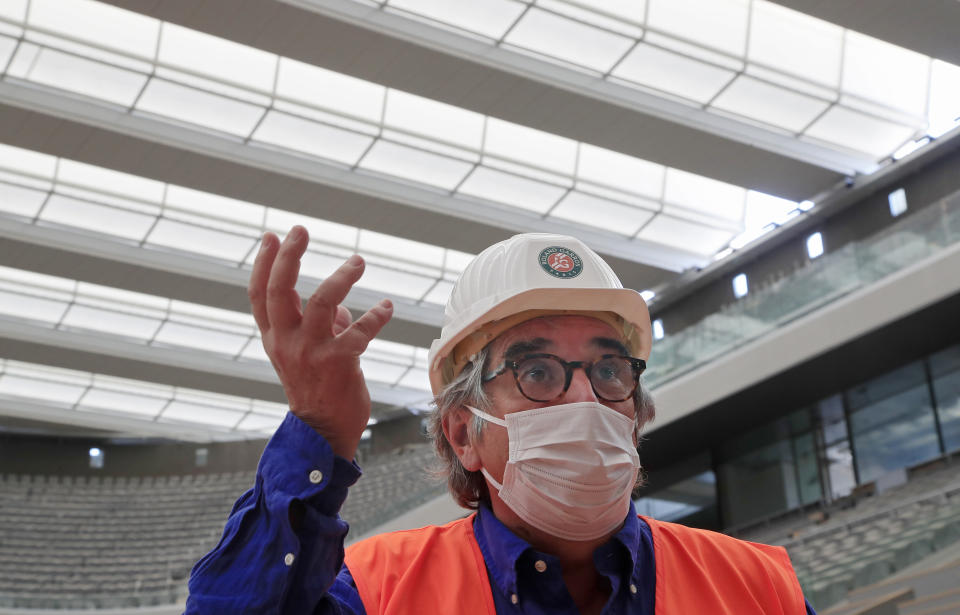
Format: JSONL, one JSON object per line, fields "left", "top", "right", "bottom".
{"left": 252, "top": 110, "right": 374, "bottom": 165}
{"left": 928, "top": 60, "right": 960, "bottom": 138}
{"left": 387, "top": 0, "right": 526, "bottom": 40}
{"left": 136, "top": 79, "right": 265, "bottom": 137}
{"left": 145, "top": 219, "right": 257, "bottom": 263}
{"left": 358, "top": 140, "right": 473, "bottom": 190}
{"left": 711, "top": 75, "right": 830, "bottom": 133}
{"left": 58, "top": 160, "right": 166, "bottom": 203}
{"left": 421, "top": 280, "right": 455, "bottom": 306}
{"left": 161, "top": 402, "right": 241, "bottom": 427}
{"left": 485, "top": 119, "right": 577, "bottom": 176}
{"left": 647, "top": 0, "right": 749, "bottom": 57}
{"left": 39, "top": 195, "right": 157, "bottom": 241}
{"left": 612, "top": 43, "right": 735, "bottom": 103}
{"left": 152, "top": 321, "right": 251, "bottom": 356}
{"left": 805, "top": 107, "right": 917, "bottom": 158}
{"left": 536, "top": 0, "right": 644, "bottom": 37}
{"left": 159, "top": 24, "right": 276, "bottom": 92}
{"left": 264, "top": 210, "right": 358, "bottom": 250}
{"left": 397, "top": 367, "right": 431, "bottom": 391}
{"left": 239, "top": 338, "right": 270, "bottom": 363}
{"left": 12, "top": 47, "right": 147, "bottom": 107}
{"left": 81, "top": 387, "right": 168, "bottom": 416}
{"left": 0, "top": 289, "right": 67, "bottom": 324}
{"left": 0, "top": 1, "right": 27, "bottom": 22}
{"left": 28, "top": 0, "right": 159, "bottom": 58}
{"left": 443, "top": 250, "right": 474, "bottom": 276}
{"left": 748, "top": 1, "right": 842, "bottom": 88}
{"left": 355, "top": 264, "right": 437, "bottom": 300}
{"left": 0, "top": 183, "right": 47, "bottom": 218}
{"left": 458, "top": 167, "right": 567, "bottom": 214}
{"left": 0, "top": 143, "right": 57, "bottom": 178}
{"left": 842, "top": 31, "right": 929, "bottom": 118}
{"left": 663, "top": 169, "right": 744, "bottom": 223}
{"left": 60, "top": 304, "right": 160, "bottom": 340}
{"left": 0, "top": 358, "right": 298, "bottom": 437}
{"left": 503, "top": 7, "right": 635, "bottom": 73}
{"left": 165, "top": 186, "right": 264, "bottom": 228}
{"left": 637, "top": 214, "right": 733, "bottom": 256}
{"left": 0, "top": 34, "right": 16, "bottom": 68}
{"left": 550, "top": 192, "right": 654, "bottom": 236}
{"left": 743, "top": 190, "right": 801, "bottom": 232}
{"left": 357, "top": 230, "right": 445, "bottom": 269}
{"left": 385, "top": 90, "right": 484, "bottom": 150}
{"left": 360, "top": 358, "right": 409, "bottom": 386}
{"left": 0, "top": 373, "right": 86, "bottom": 405}
{"left": 577, "top": 144, "right": 665, "bottom": 199}
{"left": 277, "top": 58, "right": 385, "bottom": 123}
{"left": 235, "top": 413, "right": 284, "bottom": 433}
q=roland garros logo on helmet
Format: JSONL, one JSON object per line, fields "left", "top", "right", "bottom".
{"left": 539, "top": 246, "right": 583, "bottom": 279}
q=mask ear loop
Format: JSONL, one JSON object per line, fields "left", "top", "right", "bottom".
{"left": 467, "top": 406, "right": 506, "bottom": 427}
{"left": 465, "top": 407, "right": 507, "bottom": 492}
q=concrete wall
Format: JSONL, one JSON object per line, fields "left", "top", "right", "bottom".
{"left": 0, "top": 431, "right": 267, "bottom": 477}
{"left": 652, "top": 143, "right": 960, "bottom": 336}
{"left": 0, "top": 411, "right": 429, "bottom": 477}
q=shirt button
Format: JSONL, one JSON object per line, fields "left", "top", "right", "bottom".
{"left": 284, "top": 552, "right": 295, "bottom": 566}
{"left": 510, "top": 594, "right": 518, "bottom": 604}
{"left": 309, "top": 470, "right": 323, "bottom": 484}
{"left": 630, "top": 583, "right": 638, "bottom": 595}
{"left": 534, "top": 560, "right": 547, "bottom": 572}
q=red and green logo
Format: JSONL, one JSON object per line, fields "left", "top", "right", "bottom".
{"left": 539, "top": 246, "right": 583, "bottom": 279}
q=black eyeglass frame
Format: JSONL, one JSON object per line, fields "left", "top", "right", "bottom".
{"left": 482, "top": 352, "right": 647, "bottom": 403}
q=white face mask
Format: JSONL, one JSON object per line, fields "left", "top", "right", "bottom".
{"left": 467, "top": 401, "right": 640, "bottom": 542}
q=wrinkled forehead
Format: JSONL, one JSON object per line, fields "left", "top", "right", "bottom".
{"left": 487, "top": 315, "right": 629, "bottom": 361}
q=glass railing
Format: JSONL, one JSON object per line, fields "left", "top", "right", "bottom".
{"left": 646, "top": 188, "right": 960, "bottom": 388}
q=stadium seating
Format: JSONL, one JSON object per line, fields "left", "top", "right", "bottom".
{"left": 739, "top": 458, "right": 960, "bottom": 612}
{"left": 342, "top": 443, "right": 446, "bottom": 540}
{"left": 0, "top": 442, "right": 442, "bottom": 608}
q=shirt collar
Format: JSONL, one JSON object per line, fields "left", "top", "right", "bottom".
{"left": 472, "top": 501, "right": 642, "bottom": 597}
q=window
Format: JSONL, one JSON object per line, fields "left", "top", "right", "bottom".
{"left": 717, "top": 409, "right": 822, "bottom": 526}
{"left": 732, "top": 273, "right": 749, "bottom": 298}
{"left": 806, "top": 231, "right": 824, "bottom": 259}
{"left": 817, "top": 394, "right": 855, "bottom": 499}
{"left": 89, "top": 447, "right": 104, "bottom": 469}
{"left": 195, "top": 447, "right": 209, "bottom": 467}
{"left": 888, "top": 188, "right": 908, "bottom": 217}
{"left": 847, "top": 361, "right": 940, "bottom": 484}
{"left": 930, "top": 345, "right": 960, "bottom": 453}
{"left": 634, "top": 470, "right": 717, "bottom": 526}
{"left": 652, "top": 319, "right": 665, "bottom": 341}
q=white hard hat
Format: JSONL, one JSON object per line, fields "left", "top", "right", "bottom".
{"left": 428, "top": 233, "right": 651, "bottom": 395}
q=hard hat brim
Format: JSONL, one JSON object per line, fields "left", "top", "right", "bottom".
{"left": 428, "top": 287, "right": 651, "bottom": 395}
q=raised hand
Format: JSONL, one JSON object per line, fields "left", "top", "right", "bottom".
{"left": 249, "top": 226, "right": 393, "bottom": 460}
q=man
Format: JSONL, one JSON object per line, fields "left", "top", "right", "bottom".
{"left": 186, "top": 228, "right": 817, "bottom": 614}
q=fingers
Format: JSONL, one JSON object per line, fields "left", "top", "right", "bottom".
{"left": 248, "top": 232, "right": 280, "bottom": 332}
{"left": 338, "top": 299, "right": 393, "bottom": 354}
{"left": 333, "top": 305, "right": 352, "bottom": 335}
{"left": 266, "top": 226, "right": 309, "bottom": 331}
{"left": 302, "top": 254, "right": 365, "bottom": 336}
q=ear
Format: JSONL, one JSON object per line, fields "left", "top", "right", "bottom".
{"left": 441, "top": 407, "right": 483, "bottom": 472}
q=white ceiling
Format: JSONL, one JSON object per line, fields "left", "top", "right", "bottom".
{"left": 0, "top": 0, "right": 956, "bottom": 440}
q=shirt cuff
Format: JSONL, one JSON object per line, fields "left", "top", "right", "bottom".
{"left": 257, "top": 411, "right": 362, "bottom": 503}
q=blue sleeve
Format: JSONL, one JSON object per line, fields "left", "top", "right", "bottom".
{"left": 184, "top": 412, "right": 367, "bottom": 615}
{"left": 805, "top": 598, "right": 817, "bottom": 614}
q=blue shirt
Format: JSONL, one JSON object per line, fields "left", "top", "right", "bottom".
{"left": 186, "top": 412, "right": 817, "bottom": 614}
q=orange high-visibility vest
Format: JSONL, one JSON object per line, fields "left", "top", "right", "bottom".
{"left": 344, "top": 515, "right": 805, "bottom": 615}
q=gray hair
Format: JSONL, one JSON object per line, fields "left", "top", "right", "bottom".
{"left": 427, "top": 347, "right": 657, "bottom": 509}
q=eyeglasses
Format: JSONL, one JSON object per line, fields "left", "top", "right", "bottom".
{"left": 483, "top": 353, "right": 646, "bottom": 403}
